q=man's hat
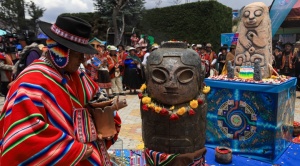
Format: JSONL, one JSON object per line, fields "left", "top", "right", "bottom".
{"left": 38, "top": 14, "right": 97, "bottom": 54}
{"left": 128, "top": 47, "right": 136, "bottom": 51}
{"left": 108, "top": 45, "right": 117, "bottom": 51}
{"left": 230, "top": 44, "right": 236, "bottom": 49}
{"left": 284, "top": 42, "right": 293, "bottom": 47}
{"left": 206, "top": 43, "right": 212, "bottom": 48}
{"left": 220, "top": 46, "right": 228, "bottom": 50}
{"left": 151, "top": 43, "right": 159, "bottom": 50}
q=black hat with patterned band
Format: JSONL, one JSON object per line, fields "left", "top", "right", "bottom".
{"left": 38, "top": 14, "right": 97, "bottom": 54}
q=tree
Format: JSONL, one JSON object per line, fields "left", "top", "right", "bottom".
{"left": 94, "top": 0, "right": 145, "bottom": 45}
{"left": 169, "top": 0, "right": 182, "bottom": 5}
{"left": 155, "top": 0, "right": 162, "bottom": 8}
{"left": 0, "top": 0, "right": 45, "bottom": 34}
{"left": 26, "top": 1, "right": 46, "bottom": 34}
{"left": 0, "top": 0, "right": 26, "bottom": 32}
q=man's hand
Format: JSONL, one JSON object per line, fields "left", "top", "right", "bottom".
{"left": 81, "top": 145, "right": 93, "bottom": 161}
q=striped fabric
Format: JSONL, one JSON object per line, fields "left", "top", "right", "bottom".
{"left": 145, "top": 149, "right": 179, "bottom": 166}
{"left": 0, "top": 59, "right": 121, "bottom": 165}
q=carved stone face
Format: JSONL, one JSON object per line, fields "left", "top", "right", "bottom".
{"left": 147, "top": 56, "right": 199, "bottom": 105}
{"left": 242, "top": 5, "right": 264, "bottom": 28}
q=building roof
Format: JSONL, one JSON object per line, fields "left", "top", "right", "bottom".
{"left": 89, "top": 37, "right": 106, "bottom": 44}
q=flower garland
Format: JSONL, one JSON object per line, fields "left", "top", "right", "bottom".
{"left": 138, "top": 84, "right": 209, "bottom": 120}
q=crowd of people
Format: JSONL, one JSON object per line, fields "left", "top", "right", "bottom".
{"left": 82, "top": 38, "right": 159, "bottom": 98}
{"left": 2, "top": 35, "right": 300, "bottom": 98}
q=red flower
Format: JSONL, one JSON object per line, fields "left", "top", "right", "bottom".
{"left": 170, "top": 114, "right": 179, "bottom": 120}
{"left": 160, "top": 108, "right": 169, "bottom": 116}
{"left": 142, "top": 104, "right": 149, "bottom": 111}
{"left": 188, "top": 109, "right": 196, "bottom": 116}
{"left": 138, "top": 93, "right": 143, "bottom": 99}
{"left": 197, "top": 98, "right": 204, "bottom": 105}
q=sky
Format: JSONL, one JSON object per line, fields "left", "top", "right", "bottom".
{"left": 28, "top": 0, "right": 273, "bottom": 23}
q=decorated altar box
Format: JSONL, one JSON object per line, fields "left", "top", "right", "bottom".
{"left": 205, "top": 77, "right": 296, "bottom": 163}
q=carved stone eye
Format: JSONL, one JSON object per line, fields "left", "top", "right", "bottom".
{"left": 177, "top": 69, "right": 194, "bottom": 84}
{"left": 244, "top": 11, "right": 250, "bottom": 17}
{"left": 152, "top": 69, "right": 168, "bottom": 83}
{"left": 254, "top": 10, "right": 262, "bottom": 17}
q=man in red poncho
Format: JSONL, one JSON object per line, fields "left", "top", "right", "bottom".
{"left": 0, "top": 14, "right": 121, "bottom": 165}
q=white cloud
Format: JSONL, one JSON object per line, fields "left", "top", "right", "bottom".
{"left": 24, "top": 0, "right": 273, "bottom": 22}
{"left": 25, "top": 0, "right": 94, "bottom": 22}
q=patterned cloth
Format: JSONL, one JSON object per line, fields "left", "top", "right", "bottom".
{"left": 145, "top": 148, "right": 206, "bottom": 166}
{"left": 0, "top": 58, "right": 121, "bottom": 165}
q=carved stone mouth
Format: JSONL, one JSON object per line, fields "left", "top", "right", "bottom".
{"left": 247, "top": 20, "right": 256, "bottom": 24}
{"left": 163, "top": 92, "right": 179, "bottom": 95}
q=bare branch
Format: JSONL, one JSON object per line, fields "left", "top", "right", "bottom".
{"left": 169, "top": 0, "right": 182, "bottom": 5}
{"left": 155, "top": 0, "right": 162, "bottom": 8}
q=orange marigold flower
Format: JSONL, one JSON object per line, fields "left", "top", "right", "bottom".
{"left": 190, "top": 100, "right": 198, "bottom": 109}
{"left": 142, "top": 96, "right": 151, "bottom": 104}
{"left": 177, "top": 107, "right": 186, "bottom": 115}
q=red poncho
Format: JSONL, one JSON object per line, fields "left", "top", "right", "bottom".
{"left": 0, "top": 59, "right": 121, "bottom": 165}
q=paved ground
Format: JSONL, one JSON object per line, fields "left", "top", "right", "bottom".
{"left": 1, "top": 90, "right": 300, "bottom": 150}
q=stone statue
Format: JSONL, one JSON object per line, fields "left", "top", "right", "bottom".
{"left": 253, "top": 59, "right": 262, "bottom": 81}
{"left": 235, "top": 2, "right": 272, "bottom": 78}
{"left": 140, "top": 41, "right": 207, "bottom": 165}
{"left": 227, "top": 61, "right": 235, "bottom": 79}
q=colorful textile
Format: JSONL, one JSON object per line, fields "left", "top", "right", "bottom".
{"left": 145, "top": 148, "right": 206, "bottom": 166}
{"left": 145, "top": 149, "right": 179, "bottom": 166}
{"left": 0, "top": 58, "right": 121, "bottom": 165}
{"left": 47, "top": 39, "right": 70, "bottom": 68}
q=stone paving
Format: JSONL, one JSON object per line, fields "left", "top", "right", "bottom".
{"left": 1, "top": 91, "right": 300, "bottom": 150}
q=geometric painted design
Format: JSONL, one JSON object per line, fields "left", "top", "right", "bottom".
{"left": 217, "top": 100, "right": 257, "bottom": 141}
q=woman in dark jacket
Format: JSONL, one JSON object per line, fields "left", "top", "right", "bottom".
{"left": 122, "top": 47, "right": 143, "bottom": 94}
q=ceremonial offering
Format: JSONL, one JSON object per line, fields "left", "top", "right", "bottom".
{"left": 293, "top": 121, "right": 300, "bottom": 137}
{"left": 238, "top": 66, "right": 254, "bottom": 79}
{"left": 89, "top": 90, "right": 127, "bottom": 138}
{"left": 215, "top": 146, "right": 232, "bottom": 164}
{"left": 140, "top": 41, "right": 208, "bottom": 165}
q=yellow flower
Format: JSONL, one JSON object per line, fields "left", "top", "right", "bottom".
{"left": 155, "top": 106, "right": 162, "bottom": 113}
{"left": 142, "top": 97, "right": 151, "bottom": 104}
{"left": 190, "top": 100, "right": 198, "bottom": 109}
{"left": 140, "top": 84, "right": 147, "bottom": 92}
{"left": 147, "top": 103, "right": 155, "bottom": 108}
{"left": 170, "top": 106, "right": 175, "bottom": 110}
{"left": 203, "top": 86, "right": 211, "bottom": 94}
{"left": 177, "top": 107, "right": 186, "bottom": 115}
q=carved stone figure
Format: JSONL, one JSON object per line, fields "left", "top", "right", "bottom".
{"left": 141, "top": 41, "right": 207, "bottom": 165}
{"left": 235, "top": 2, "right": 272, "bottom": 78}
{"left": 227, "top": 61, "right": 235, "bottom": 79}
{"left": 254, "top": 59, "right": 262, "bottom": 81}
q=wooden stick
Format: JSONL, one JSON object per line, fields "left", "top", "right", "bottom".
{"left": 268, "top": 64, "right": 280, "bottom": 77}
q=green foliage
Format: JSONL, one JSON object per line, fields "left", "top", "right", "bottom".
{"left": 93, "top": 0, "right": 145, "bottom": 45}
{"left": 0, "top": 0, "right": 26, "bottom": 31}
{"left": 26, "top": 1, "right": 46, "bottom": 21}
{"left": 140, "top": 1, "right": 232, "bottom": 52}
{"left": 0, "top": 0, "right": 45, "bottom": 33}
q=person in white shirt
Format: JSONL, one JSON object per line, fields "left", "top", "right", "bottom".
{"left": 142, "top": 43, "right": 159, "bottom": 66}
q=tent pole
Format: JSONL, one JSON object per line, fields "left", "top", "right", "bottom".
{"left": 269, "top": 0, "right": 275, "bottom": 12}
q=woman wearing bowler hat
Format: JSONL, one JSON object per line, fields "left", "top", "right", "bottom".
{"left": 0, "top": 14, "right": 121, "bottom": 165}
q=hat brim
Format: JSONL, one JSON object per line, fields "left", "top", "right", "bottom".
{"left": 38, "top": 21, "right": 97, "bottom": 54}
{"left": 284, "top": 43, "right": 293, "bottom": 47}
